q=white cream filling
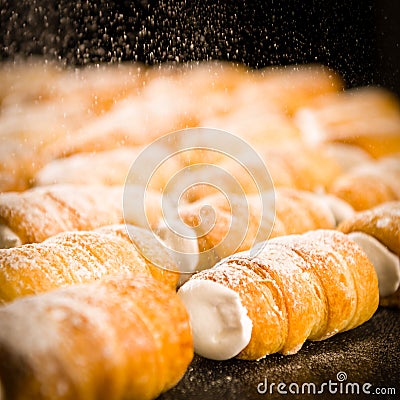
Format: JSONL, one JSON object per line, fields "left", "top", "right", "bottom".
{"left": 349, "top": 232, "right": 400, "bottom": 297}
{"left": 156, "top": 220, "right": 200, "bottom": 274}
{"left": 178, "top": 279, "right": 252, "bottom": 360}
{"left": 0, "top": 224, "right": 22, "bottom": 249}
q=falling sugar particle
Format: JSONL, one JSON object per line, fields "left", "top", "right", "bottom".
{"left": 0, "top": 0, "right": 392, "bottom": 92}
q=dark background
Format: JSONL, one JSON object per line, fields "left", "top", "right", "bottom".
{"left": 1, "top": 0, "right": 399, "bottom": 94}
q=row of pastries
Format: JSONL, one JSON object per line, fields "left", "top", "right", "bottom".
{"left": 0, "top": 60, "right": 399, "bottom": 399}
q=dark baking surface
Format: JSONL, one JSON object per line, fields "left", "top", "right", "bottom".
{"left": 158, "top": 307, "right": 400, "bottom": 400}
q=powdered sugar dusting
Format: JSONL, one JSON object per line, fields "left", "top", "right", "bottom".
{"left": 185, "top": 229, "right": 377, "bottom": 358}
{"left": 0, "top": 184, "right": 124, "bottom": 245}
{"left": 376, "top": 217, "right": 391, "bottom": 229}
{"left": 0, "top": 228, "right": 150, "bottom": 303}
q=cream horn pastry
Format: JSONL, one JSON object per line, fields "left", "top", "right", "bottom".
{"left": 221, "top": 63, "right": 342, "bottom": 119}
{"left": 0, "top": 184, "right": 123, "bottom": 247}
{"left": 329, "top": 153, "right": 400, "bottom": 211}
{"left": 273, "top": 188, "right": 352, "bottom": 232}
{"left": 151, "top": 63, "right": 341, "bottom": 120}
{"left": 0, "top": 61, "right": 63, "bottom": 107}
{"left": 0, "top": 184, "right": 165, "bottom": 248}
{"left": 97, "top": 224, "right": 182, "bottom": 289}
{"left": 259, "top": 142, "right": 342, "bottom": 192}
{"left": 187, "top": 65, "right": 342, "bottom": 161}
{"left": 45, "top": 80, "right": 198, "bottom": 158}
{"left": 34, "top": 147, "right": 142, "bottom": 187}
{"left": 0, "top": 224, "right": 180, "bottom": 304}
{"left": 178, "top": 109, "right": 301, "bottom": 169}
{"left": 178, "top": 230, "right": 378, "bottom": 360}
{"left": 0, "top": 63, "right": 143, "bottom": 193}
{"left": 0, "top": 274, "right": 193, "bottom": 400}
{"left": 169, "top": 188, "right": 340, "bottom": 270}
{"left": 0, "top": 77, "right": 99, "bottom": 193}
{"left": 176, "top": 141, "right": 342, "bottom": 203}
{"left": 216, "top": 141, "right": 342, "bottom": 195}
{"left": 320, "top": 143, "right": 373, "bottom": 172}
{"left": 255, "top": 64, "right": 343, "bottom": 115}
{"left": 295, "top": 86, "right": 400, "bottom": 157}
{"left": 0, "top": 61, "right": 142, "bottom": 117}
{"left": 0, "top": 105, "right": 75, "bottom": 193}
{"left": 338, "top": 201, "right": 400, "bottom": 305}
{"left": 34, "top": 143, "right": 183, "bottom": 193}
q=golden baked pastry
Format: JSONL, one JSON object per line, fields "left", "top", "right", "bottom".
{"left": 219, "top": 141, "right": 342, "bottom": 194}
{"left": 0, "top": 184, "right": 166, "bottom": 248}
{"left": 34, "top": 145, "right": 183, "bottom": 193}
{"left": 177, "top": 141, "right": 342, "bottom": 203}
{"left": 178, "top": 230, "right": 378, "bottom": 360}
{"left": 338, "top": 201, "right": 400, "bottom": 307}
{"left": 296, "top": 86, "right": 400, "bottom": 157}
{"left": 338, "top": 201, "right": 400, "bottom": 256}
{"left": 0, "top": 224, "right": 179, "bottom": 304}
{"left": 249, "top": 64, "right": 343, "bottom": 115}
{"left": 0, "top": 62, "right": 144, "bottom": 193}
{"left": 169, "top": 188, "right": 344, "bottom": 270}
{"left": 0, "top": 274, "right": 193, "bottom": 400}
{"left": 0, "top": 184, "right": 123, "bottom": 247}
{"left": 329, "top": 153, "right": 400, "bottom": 211}
{"left": 34, "top": 147, "right": 142, "bottom": 187}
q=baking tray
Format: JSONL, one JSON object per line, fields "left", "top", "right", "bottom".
{"left": 158, "top": 307, "right": 400, "bottom": 399}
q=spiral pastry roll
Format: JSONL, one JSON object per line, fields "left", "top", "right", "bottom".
{"left": 295, "top": 86, "right": 400, "bottom": 157}
{"left": 166, "top": 188, "right": 348, "bottom": 271}
{"left": 34, "top": 143, "right": 183, "bottom": 193}
{"left": 329, "top": 154, "right": 400, "bottom": 211}
{"left": 0, "top": 275, "right": 193, "bottom": 400}
{"left": 176, "top": 141, "right": 342, "bottom": 202}
{"left": 178, "top": 230, "right": 378, "bottom": 360}
{"left": 0, "top": 184, "right": 166, "bottom": 248}
{"left": 338, "top": 201, "right": 400, "bottom": 306}
{"left": 0, "top": 224, "right": 180, "bottom": 304}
